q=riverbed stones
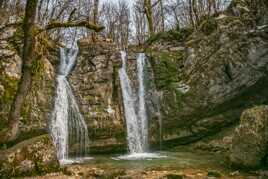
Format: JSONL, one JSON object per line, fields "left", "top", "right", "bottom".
{"left": 230, "top": 106, "right": 268, "bottom": 169}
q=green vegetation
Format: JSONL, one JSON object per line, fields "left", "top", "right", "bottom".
{"left": 8, "top": 25, "right": 24, "bottom": 55}
{"left": 0, "top": 76, "right": 19, "bottom": 130}
{"left": 146, "top": 28, "right": 193, "bottom": 45}
{"left": 199, "top": 16, "right": 218, "bottom": 35}
{"left": 147, "top": 50, "right": 183, "bottom": 90}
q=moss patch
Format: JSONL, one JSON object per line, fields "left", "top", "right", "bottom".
{"left": 147, "top": 50, "right": 183, "bottom": 90}
{"left": 0, "top": 76, "right": 19, "bottom": 130}
{"left": 146, "top": 28, "right": 193, "bottom": 45}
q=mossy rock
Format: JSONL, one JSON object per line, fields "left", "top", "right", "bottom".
{"left": 230, "top": 106, "right": 268, "bottom": 169}
{"left": 0, "top": 135, "right": 60, "bottom": 177}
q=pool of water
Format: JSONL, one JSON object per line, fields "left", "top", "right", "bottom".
{"left": 68, "top": 150, "right": 229, "bottom": 173}
{"left": 36, "top": 150, "right": 256, "bottom": 178}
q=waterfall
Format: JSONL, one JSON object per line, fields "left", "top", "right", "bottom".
{"left": 119, "top": 51, "right": 143, "bottom": 153}
{"left": 119, "top": 51, "right": 148, "bottom": 154}
{"left": 50, "top": 47, "right": 90, "bottom": 165}
{"left": 137, "top": 53, "right": 149, "bottom": 152}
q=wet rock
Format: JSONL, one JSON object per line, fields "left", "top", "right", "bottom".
{"left": 0, "top": 135, "right": 59, "bottom": 177}
{"left": 69, "top": 41, "right": 125, "bottom": 153}
{"left": 230, "top": 106, "right": 268, "bottom": 169}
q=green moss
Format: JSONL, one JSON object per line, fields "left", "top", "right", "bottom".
{"left": 20, "top": 57, "right": 46, "bottom": 122}
{"left": 146, "top": 28, "right": 193, "bottom": 45}
{"left": 31, "top": 57, "right": 44, "bottom": 78}
{"left": 0, "top": 76, "right": 18, "bottom": 104}
{"left": 112, "top": 65, "right": 119, "bottom": 101}
{"left": 0, "top": 75, "right": 19, "bottom": 130}
{"left": 145, "top": 50, "right": 185, "bottom": 123}
{"left": 148, "top": 51, "right": 182, "bottom": 90}
{"left": 199, "top": 16, "right": 218, "bottom": 35}
{"left": 7, "top": 25, "right": 24, "bottom": 55}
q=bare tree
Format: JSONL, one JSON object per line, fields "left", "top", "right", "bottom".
{"left": 133, "top": 0, "right": 147, "bottom": 44}
{"left": 100, "top": 0, "right": 131, "bottom": 49}
{"left": 163, "top": 0, "right": 230, "bottom": 29}
{"left": 117, "top": 0, "right": 131, "bottom": 49}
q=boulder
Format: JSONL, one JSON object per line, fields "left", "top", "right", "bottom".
{"left": 230, "top": 106, "right": 268, "bottom": 169}
{"left": 0, "top": 135, "right": 60, "bottom": 177}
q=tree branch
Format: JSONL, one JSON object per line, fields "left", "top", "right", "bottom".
{"left": 0, "top": 22, "right": 22, "bottom": 32}
{"left": 45, "top": 20, "right": 105, "bottom": 32}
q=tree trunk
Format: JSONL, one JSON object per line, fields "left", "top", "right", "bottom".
{"left": 189, "top": 0, "right": 195, "bottom": 28}
{"left": 92, "top": 0, "right": 99, "bottom": 42}
{"left": 192, "top": 0, "right": 199, "bottom": 26}
{"left": 0, "top": 0, "right": 39, "bottom": 143}
{"left": 144, "top": 0, "right": 154, "bottom": 36}
{"left": 160, "top": 0, "right": 165, "bottom": 32}
{"left": 213, "top": 0, "right": 218, "bottom": 14}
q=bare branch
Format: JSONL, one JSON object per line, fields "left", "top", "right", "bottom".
{"left": 0, "top": 22, "right": 22, "bottom": 32}
{"left": 45, "top": 20, "right": 105, "bottom": 32}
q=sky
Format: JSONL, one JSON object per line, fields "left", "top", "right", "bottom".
{"left": 101, "top": 0, "right": 134, "bottom": 7}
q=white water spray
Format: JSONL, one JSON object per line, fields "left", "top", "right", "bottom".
{"left": 50, "top": 47, "right": 90, "bottom": 165}
{"left": 137, "top": 53, "right": 149, "bottom": 152}
{"left": 119, "top": 51, "right": 143, "bottom": 153}
{"left": 118, "top": 51, "right": 166, "bottom": 160}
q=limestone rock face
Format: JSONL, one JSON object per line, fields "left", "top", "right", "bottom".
{"left": 0, "top": 135, "right": 59, "bottom": 177}
{"left": 147, "top": 0, "right": 268, "bottom": 145}
{"left": 70, "top": 40, "right": 125, "bottom": 153}
{"left": 230, "top": 106, "right": 268, "bottom": 169}
{"left": 0, "top": 25, "right": 57, "bottom": 140}
{"left": 125, "top": 49, "right": 163, "bottom": 145}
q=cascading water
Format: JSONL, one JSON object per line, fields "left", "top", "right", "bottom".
{"left": 118, "top": 51, "right": 165, "bottom": 160}
{"left": 50, "top": 47, "right": 90, "bottom": 165}
{"left": 137, "top": 53, "right": 149, "bottom": 152}
{"left": 119, "top": 51, "right": 143, "bottom": 153}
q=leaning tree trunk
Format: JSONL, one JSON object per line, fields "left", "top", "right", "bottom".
{"left": 0, "top": 0, "right": 39, "bottom": 143}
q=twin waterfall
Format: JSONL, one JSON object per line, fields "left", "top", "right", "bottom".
{"left": 51, "top": 49, "right": 159, "bottom": 164}
{"left": 50, "top": 48, "right": 90, "bottom": 165}
{"left": 119, "top": 51, "right": 149, "bottom": 155}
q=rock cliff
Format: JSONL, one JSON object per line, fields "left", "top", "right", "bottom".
{"left": 146, "top": 0, "right": 268, "bottom": 146}
{"left": 0, "top": 22, "right": 58, "bottom": 146}
{"left": 69, "top": 40, "right": 126, "bottom": 153}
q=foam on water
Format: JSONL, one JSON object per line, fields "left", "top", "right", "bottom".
{"left": 60, "top": 157, "right": 94, "bottom": 165}
{"left": 113, "top": 153, "right": 167, "bottom": 161}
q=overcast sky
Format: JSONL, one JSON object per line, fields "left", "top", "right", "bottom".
{"left": 101, "top": 0, "right": 134, "bottom": 7}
